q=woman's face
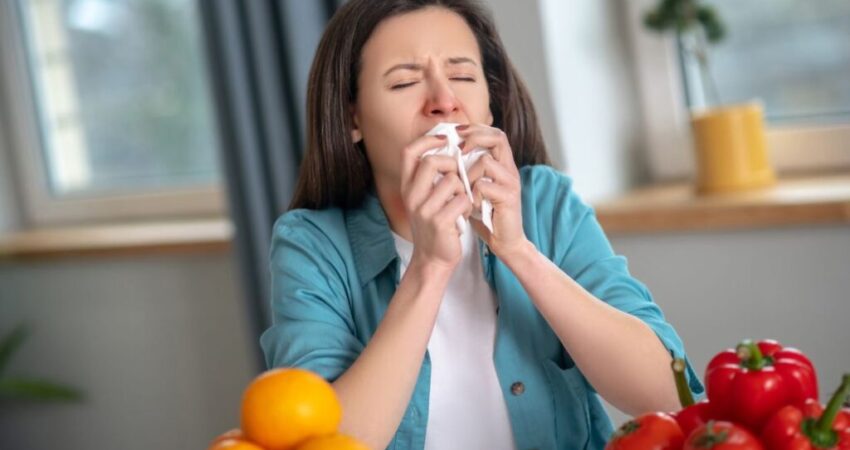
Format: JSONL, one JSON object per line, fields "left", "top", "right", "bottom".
{"left": 351, "top": 6, "right": 493, "bottom": 190}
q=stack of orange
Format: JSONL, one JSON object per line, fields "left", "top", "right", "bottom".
{"left": 209, "top": 368, "right": 369, "bottom": 450}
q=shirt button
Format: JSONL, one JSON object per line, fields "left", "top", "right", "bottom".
{"left": 510, "top": 381, "right": 525, "bottom": 396}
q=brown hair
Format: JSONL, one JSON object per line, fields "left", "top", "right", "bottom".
{"left": 289, "top": 0, "right": 552, "bottom": 210}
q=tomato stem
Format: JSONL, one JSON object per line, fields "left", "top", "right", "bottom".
{"left": 612, "top": 419, "right": 641, "bottom": 440}
{"left": 692, "top": 421, "right": 730, "bottom": 448}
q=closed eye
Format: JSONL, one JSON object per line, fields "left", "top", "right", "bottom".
{"left": 391, "top": 77, "right": 476, "bottom": 90}
{"left": 391, "top": 82, "right": 417, "bottom": 90}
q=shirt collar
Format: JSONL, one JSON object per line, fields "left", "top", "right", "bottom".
{"left": 344, "top": 190, "right": 399, "bottom": 286}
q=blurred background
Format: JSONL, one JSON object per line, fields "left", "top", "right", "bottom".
{"left": 0, "top": 0, "right": 848, "bottom": 448}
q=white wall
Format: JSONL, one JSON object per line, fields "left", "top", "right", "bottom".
{"left": 484, "top": 0, "right": 565, "bottom": 170}
{"left": 0, "top": 69, "right": 22, "bottom": 233}
{"left": 538, "top": 0, "right": 649, "bottom": 202}
{"left": 484, "top": 0, "right": 649, "bottom": 201}
{"left": 0, "top": 136, "right": 20, "bottom": 232}
{"left": 0, "top": 253, "right": 257, "bottom": 450}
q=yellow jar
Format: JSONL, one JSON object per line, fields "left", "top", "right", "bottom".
{"left": 691, "top": 102, "right": 776, "bottom": 194}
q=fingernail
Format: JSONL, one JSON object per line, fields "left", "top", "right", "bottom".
{"left": 455, "top": 124, "right": 469, "bottom": 131}
{"left": 436, "top": 134, "right": 447, "bottom": 139}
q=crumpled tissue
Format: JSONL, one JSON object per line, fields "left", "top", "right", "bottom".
{"left": 422, "top": 122, "right": 494, "bottom": 233}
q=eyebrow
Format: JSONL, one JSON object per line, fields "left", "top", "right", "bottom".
{"left": 382, "top": 56, "right": 478, "bottom": 78}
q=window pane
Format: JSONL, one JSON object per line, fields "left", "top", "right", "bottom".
{"left": 17, "top": 0, "right": 219, "bottom": 196}
{"left": 681, "top": 0, "right": 850, "bottom": 124}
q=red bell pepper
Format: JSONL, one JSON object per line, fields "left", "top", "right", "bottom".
{"left": 706, "top": 339, "right": 818, "bottom": 432}
{"left": 761, "top": 374, "right": 850, "bottom": 450}
{"left": 605, "top": 412, "right": 685, "bottom": 450}
{"left": 671, "top": 358, "right": 717, "bottom": 437}
{"left": 684, "top": 421, "right": 765, "bottom": 450}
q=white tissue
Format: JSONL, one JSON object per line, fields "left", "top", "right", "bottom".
{"left": 422, "top": 122, "right": 494, "bottom": 233}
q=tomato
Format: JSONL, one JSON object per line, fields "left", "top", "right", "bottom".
{"left": 683, "top": 420, "right": 764, "bottom": 450}
{"left": 606, "top": 412, "right": 685, "bottom": 450}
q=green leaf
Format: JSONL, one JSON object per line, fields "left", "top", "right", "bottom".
{"left": 644, "top": 0, "right": 680, "bottom": 33}
{"left": 698, "top": 6, "right": 726, "bottom": 43}
{"left": 0, "top": 377, "right": 84, "bottom": 402}
{"left": 643, "top": 0, "right": 726, "bottom": 43}
{"left": 0, "top": 324, "right": 29, "bottom": 376}
{"left": 644, "top": 11, "right": 666, "bottom": 32}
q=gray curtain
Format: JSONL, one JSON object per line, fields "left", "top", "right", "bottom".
{"left": 199, "top": 0, "right": 344, "bottom": 369}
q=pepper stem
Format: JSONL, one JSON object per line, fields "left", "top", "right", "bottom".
{"left": 809, "top": 373, "right": 850, "bottom": 446}
{"left": 672, "top": 358, "right": 695, "bottom": 407}
{"left": 736, "top": 339, "right": 767, "bottom": 370}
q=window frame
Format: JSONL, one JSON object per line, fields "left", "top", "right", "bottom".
{"left": 623, "top": 0, "right": 850, "bottom": 181}
{"left": 0, "top": 0, "right": 225, "bottom": 228}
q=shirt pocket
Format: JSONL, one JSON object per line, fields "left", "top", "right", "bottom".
{"left": 542, "top": 358, "right": 592, "bottom": 450}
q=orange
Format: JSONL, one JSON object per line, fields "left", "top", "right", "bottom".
{"left": 209, "top": 428, "right": 245, "bottom": 447}
{"left": 241, "top": 368, "right": 342, "bottom": 450}
{"left": 295, "top": 433, "right": 370, "bottom": 450}
{"left": 209, "top": 438, "right": 265, "bottom": 450}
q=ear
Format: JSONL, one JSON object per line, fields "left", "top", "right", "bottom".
{"left": 349, "top": 104, "right": 363, "bottom": 143}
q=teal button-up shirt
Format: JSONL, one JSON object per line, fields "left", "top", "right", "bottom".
{"left": 261, "top": 165, "right": 704, "bottom": 450}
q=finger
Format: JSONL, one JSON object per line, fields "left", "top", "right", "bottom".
{"left": 456, "top": 123, "right": 501, "bottom": 142}
{"left": 419, "top": 172, "right": 466, "bottom": 218}
{"left": 457, "top": 127, "right": 499, "bottom": 157}
{"left": 466, "top": 153, "right": 516, "bottom": 187}
{"left": 400, "top": 135, "right": 449, "bottom": 192}
{"left": 434, "top": 191, "right": 473, "bottom": 230}
{"left": 406, "top": 155, "right": 458, "bottom": 210}
{"left": 457, "top": 125, "right": 511, "bottom": 164}
{"left": 472, "top": 177, "right": 512, "bottom": 208}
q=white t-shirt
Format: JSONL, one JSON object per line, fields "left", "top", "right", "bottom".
{"left": 392, "top": 221, "right": 516, "bottom": 450}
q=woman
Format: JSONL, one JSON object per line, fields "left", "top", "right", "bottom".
{"left": 260, "top": 1, "right": 704, "bottom": 449}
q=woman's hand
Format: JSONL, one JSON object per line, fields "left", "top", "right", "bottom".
{"left": 400, "top": 134, "right": 473, "bottom": 276}
{"left": 458, "top": 124, "right": 531, "bottom": 259}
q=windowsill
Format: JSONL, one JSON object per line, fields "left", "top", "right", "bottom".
{"left": 0, "top": 218, "right": 234, "bottom": 261}
{"left": 594, "top": 172, "right": 850, "bottom": 235}
{"left": 3, "top": 172, "right": 848, "bottom": 259}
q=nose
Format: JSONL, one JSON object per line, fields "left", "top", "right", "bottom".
{"left": 422, "top": 73, "right": 461, "bottom": 119}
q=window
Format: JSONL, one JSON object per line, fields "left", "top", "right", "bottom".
{"left": 625, "top": 0, "right": 850, "bottom": 180}
{"left": 0, "top": 0, "right": 224, "bottom": 226}
{"left": 683, "top": 0, "right": 850, "bottom": 123}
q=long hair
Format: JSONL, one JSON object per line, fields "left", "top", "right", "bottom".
{"left": 289, "top": 0, "right": 552, "bottom": 210}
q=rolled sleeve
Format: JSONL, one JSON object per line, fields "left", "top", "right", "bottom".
{"left": 259, "top": 213, "right": 364, "bottom": 382}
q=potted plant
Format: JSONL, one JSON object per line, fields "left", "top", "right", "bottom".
{"left": 644, "top": 0, "right": 776, "bottom": 195}
{"left": 1, "top": 324, "right": 84, "bottom": 404}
